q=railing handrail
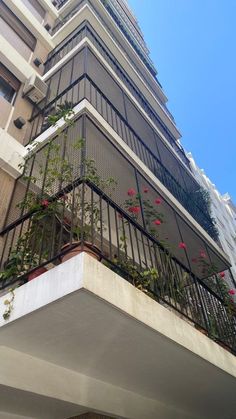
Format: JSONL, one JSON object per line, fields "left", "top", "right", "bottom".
{"left": 44, "top": 21, "right": 87, "bottom": 66}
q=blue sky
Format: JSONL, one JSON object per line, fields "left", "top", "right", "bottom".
{"left": 128, "top": 0, "right": 236, "bottom": 201}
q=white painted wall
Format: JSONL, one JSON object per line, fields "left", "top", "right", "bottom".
{"left": 188, "top": 153, "right": 236, "bottom": 286}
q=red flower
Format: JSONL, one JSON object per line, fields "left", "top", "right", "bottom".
{"left": 178, "top": 242, "right": 187, "bottom": 250}
{"left": 128, "top": 206, "right": 140, "bottom": 214}
{"left": 228, "top": 289, "right": 236, "bottom": 295}
{"left": 127, "top": 188, "right": 136, "bottom": 196}
{"left": 199, "top": 251, "right": 207, "bottom": 258}
{"left": 155, "top": 198, "right": 162, "bottom": 205}
{"left": 41, "top": 199, "right": 49, "bottom": 207}
{"left": 219, "top": 272, "right": 225, "bottom": 278}
{"left": 143, "top": 187, "right": 149, "bottom": 193}
{"left": 191, "top": 258, "right": 197, "bottom": 263}
{"left": 154, "top": 219, "right": 161, "bottom": 225}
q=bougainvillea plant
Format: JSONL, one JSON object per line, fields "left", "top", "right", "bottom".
{"left": 123, "top": 187, "right": 164, "bottom": 239}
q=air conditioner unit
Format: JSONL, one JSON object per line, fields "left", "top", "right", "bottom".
{"left": 23, "top": 74, "right": 48, "bottom": 104}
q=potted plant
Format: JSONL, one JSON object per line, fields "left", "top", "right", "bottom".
{"left": 104, "top": 256, "right": 159, "bottom": 297}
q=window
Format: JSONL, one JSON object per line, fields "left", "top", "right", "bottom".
{"left": 0, "top": 1, "right": 36, "bottom": 51}
{"left": 0, "top": 64, "right": 20, "bottom": 104}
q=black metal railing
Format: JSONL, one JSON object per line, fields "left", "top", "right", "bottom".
{"left": 44, "top": 23, "right": 87, "bottom": 73}
{"left": 100, "top": 0, "right": 157, "bottom": 77}
{"left": 51, "top": 0, "right": 91, "bottom": 34}
{"left": 54, "top": 0, "right": 70, "bottom": 9}
{"left": 26, "top": 74, "right": 217, "bottom": 241}
{"left": 0, "top": 180, "right": 235, "bottom": 354}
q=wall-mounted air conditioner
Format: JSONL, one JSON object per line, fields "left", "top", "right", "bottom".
{"left": 23, "top": 74, "right": 48, "bottom": 104}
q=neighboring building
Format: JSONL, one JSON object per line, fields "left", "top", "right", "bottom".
{"left": 0, "top": 1, "right": 235, "bottom": 418}
{"left": 188, "top": 152, "right": 236, "bottom": 287}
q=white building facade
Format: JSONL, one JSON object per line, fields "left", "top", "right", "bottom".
{"left": 188, "top": 152, "right": 236, "bottom": 288}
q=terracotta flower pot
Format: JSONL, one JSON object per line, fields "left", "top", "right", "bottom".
{"left": 60, "top": 241, "right": 101, "bottom": 263}
{"left": 28, "top": 266, "right": 48, "bottom": 281}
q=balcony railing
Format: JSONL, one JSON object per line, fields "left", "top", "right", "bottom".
{"left": 0, "top": 178, "right": 235, "bottom": 354}
{"left": 26, "top": 73, "right": 218, "bottom": 241}
{"left": 53, "top": 0, "right": 70, "bottom": 9}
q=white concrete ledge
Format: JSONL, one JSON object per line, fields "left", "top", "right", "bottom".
{"left": 0, "top": 35, "right": 36, "bottom": 83}
{"left": 0, "top": 129, "right": 26, "bottom": 178}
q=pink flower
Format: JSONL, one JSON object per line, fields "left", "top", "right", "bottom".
{"left": 41, "top": 199, "right": 49, "bottom": 207}
{"left": 154, "top": 219, "right": 161, "bottom": 226}
{"left": 127, "top": 188, "right": 136, "bottom": 196}
{"left": 143, "top": 187, "right": 149, "bottom": 193}
{"left": 178, "top": 242, "right": 187, "bottom": 250}
{"left": 219, "top": 272, "right": 225, "bottom": 278}
{"left": 228, "top": 289, "right": 236, "bottom": 295}
{"left": 155, "top": 198, "right": 162, "bottom": 205}
{"left": 199, "top": 251, "right": 207, "bottom": 258}
{"left": 128, "top": 206, "right": 140, "bottom": 214}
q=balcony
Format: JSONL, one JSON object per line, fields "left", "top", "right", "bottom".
{"left": 1, "top": 112, "right": 235, "bottom": 355}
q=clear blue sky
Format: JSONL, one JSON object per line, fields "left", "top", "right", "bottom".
{"left": 128, "top": 0, "right": 236, "bottom": 201}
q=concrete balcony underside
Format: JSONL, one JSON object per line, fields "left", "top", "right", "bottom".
{"left": 0, "top": 253, "right": 235, "bottom": 419}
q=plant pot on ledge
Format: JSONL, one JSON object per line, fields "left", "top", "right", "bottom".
{"left": 60, "top": 241, "right": 101, "bottom": 263}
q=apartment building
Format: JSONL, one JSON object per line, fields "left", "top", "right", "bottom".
{"left": 0, "top": 1, "right": 235, "bottom": 418}
{"left": 188, "top": 153, "right": 236, "bottom": 287}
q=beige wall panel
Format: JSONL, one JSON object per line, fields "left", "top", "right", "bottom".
{"left": 30, "top": 39, "right": 51, "bottom": 76}
{"left": 0, "top": 97, "right": 12, "bottom": 129}
{"left": 0, "top": 168, "right": 15, "bottom": 229}
{"left": 44, "top": 11, "right": 55, "bottom": 31}
{"left": 7, "top": 87, "right": 33, "bottom": 145}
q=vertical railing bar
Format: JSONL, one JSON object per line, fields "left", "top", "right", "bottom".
{"left": 99, "top": 194, "right": 103, "bottom": 255}
{"left": 107, "top": 202, "right": 112, "bottom": 259}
